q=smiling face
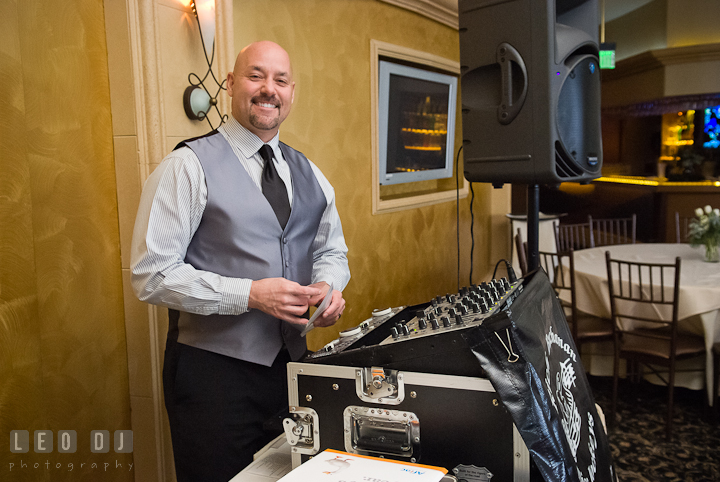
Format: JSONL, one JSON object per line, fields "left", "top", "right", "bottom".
{"left": 227, "top": 41, "right": 295, "bottom": 142}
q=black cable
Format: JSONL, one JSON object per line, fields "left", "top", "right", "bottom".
{"left": 491, "top": 258, "right": 518, "bottom": 283}
{"left": 492, "top": 259, "right": 504, "bottom": 279}
{"left": 455, "top": 145, "right": 463, "bottom": 292}
{"left": 469, "top": 182, "right": 475, "bottom": 286}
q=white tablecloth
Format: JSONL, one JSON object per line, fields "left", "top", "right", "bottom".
{"left": 559, "top": 243, "right": 720, "bottom": 403}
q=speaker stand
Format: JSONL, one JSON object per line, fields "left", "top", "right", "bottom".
{"left": 527, "top": 184, "right": 540, "bottom": 271}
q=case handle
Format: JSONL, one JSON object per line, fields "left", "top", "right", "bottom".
{"left": 497, "top": 42, "right": 527, "bottom": 125}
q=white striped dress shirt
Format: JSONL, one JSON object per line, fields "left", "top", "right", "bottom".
{"left": 130, "top": 117, "right": 350, "bottom": 315}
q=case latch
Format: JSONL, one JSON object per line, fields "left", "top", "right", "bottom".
{"left": 355, "top": 366, "right": 405, "bottom": 405}
{"left": 283, "top": 406, "right": 320, "bottom": 455}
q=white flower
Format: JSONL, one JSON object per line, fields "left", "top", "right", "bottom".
{"left": 705, "top": 205, "right": 712, "bottom": 214}
{"left": 715, "top": 209, "right": 720, "bottom": 217}
{"left": 696, "top": 208, "right": 704, "bottom": 217}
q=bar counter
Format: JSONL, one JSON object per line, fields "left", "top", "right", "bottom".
{"left": 555, "top": 176, "right": 720, "bottom": 243}
{"left": 532, "top": 176, "right": 720, "bottom": 243}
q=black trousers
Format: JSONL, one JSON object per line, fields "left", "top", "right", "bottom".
{"left": 163, "top": 340, "right": 290, "bottom": 482}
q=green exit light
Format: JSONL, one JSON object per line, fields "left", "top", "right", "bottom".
{"left": 599, "top": 42, "right": 616, "bottom": 70}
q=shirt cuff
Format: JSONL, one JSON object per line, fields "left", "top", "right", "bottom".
{"left": 219, "top": 277, "right": 252, "bottom": 315}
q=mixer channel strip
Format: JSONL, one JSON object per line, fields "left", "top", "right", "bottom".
{"left": 379, "top": 277, "right": 520, "bottom": 345}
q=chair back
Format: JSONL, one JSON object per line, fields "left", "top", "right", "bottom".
{"left": 675, "top": 212, "right": 692, "bottom": 243}
{"left": 538, "top": 249, "right": 578, "bottom": 339}
{"left": 554, "top": 221, "right": 594, "bottom": 253}
{"left": 604, "top": 251, "right": 681, "bottom": 348}
{"left": 514, "top": 228, "right": 529, "bottom": 276}
{"left": 589, "top": 214, "right": 636, "bottom": 246}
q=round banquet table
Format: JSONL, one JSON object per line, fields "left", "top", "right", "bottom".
{"left": 559, "top": 243, "right": 720, "bottom": 403}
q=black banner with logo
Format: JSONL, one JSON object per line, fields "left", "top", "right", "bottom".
{"left": 463, "top": 269, "right": 616, "bottom": 482}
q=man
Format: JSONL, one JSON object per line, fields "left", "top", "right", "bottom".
{"left": 131, "top": 41, "right": 350, "bottom": 482}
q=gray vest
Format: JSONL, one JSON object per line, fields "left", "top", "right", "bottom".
{"left": 174, "top": 132, "right": 326, "bottom": 366}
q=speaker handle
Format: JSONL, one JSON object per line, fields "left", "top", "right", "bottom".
{"left": 496, "top": 43, "right": 527, "bottom": 125}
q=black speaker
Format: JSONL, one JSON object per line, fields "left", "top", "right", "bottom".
{"left": 459, "top": 0, "right": 602, "bottom": 185}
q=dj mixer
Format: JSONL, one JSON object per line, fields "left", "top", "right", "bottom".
{"left": 304, "top": 276, "right": 523, "bottom": 378}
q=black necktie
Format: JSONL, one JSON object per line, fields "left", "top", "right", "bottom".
{"left": 258, "top": 144, "right": 291, "bottom": 229}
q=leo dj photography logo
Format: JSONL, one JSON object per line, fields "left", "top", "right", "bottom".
{"left": 11, "top": 430, "right": 132, "bottom": 454}
{"left": 8, "top": 430, "right": 133, "bottom": 474}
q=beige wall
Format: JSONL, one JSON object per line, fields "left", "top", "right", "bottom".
{"left": 606, "top": 0, "right": 720, "bottom": 61}
{"left": 605, "top": 1, "right": 667, "bottom": 61}
{"left": 234, "top": 0, "right": 506, "bottom": 350}
{"left": 0, "top": 0, "right": 133, "bottom": 480}
{"left": 0, "top": 1, "right": 509, "bottom": 481}
{"left": 666, "top": 0, "right": 720, "bottom": 48}
{"left": 601, "top": 0, "right": 720, "bottom": 108}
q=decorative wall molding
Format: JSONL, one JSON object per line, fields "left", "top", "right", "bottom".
{"left": 126, "top": 1, "right": 167, "bottom": 480}
{"left": 601, "top": 42, "right": 720, "bottom": 110}
{"left": 378, "top": 0, "right": 459, "bottom": 29}
{"left": 125, "top": 1, "right": 234, "bottom": 480}
{"left": 216, "top": 0, "right": 234, "bottom": 120}
{"left": 602, "top": 42, "right": 720, "bottom": 81}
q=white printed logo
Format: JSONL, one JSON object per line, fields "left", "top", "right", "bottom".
{"left": 544, "top": 326, "right": 598, "bottom": 482}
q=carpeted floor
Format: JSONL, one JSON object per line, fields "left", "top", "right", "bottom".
{"left": 588, "top": 375, "right": 720, "bottom": 482}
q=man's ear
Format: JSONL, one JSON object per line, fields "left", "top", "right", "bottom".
{"left": 226, "top": 72, "right": 235, "bottom": 96}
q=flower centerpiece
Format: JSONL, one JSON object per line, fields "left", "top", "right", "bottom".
{"left": 688, "top": 205, "right": 720, "bottom": 262}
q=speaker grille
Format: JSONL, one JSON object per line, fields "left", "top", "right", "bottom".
{"left": 555, "top": 141, "right": 584, "bottom": 178}
{"left": 555, "top": 55, "right": 601, "bottom": 178}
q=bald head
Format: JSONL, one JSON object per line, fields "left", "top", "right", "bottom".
{"left": 226, "top": 41, "right": 295, "bottom": 142}
{"left": 234, "top": 41, "right": 293, "bottom": 78}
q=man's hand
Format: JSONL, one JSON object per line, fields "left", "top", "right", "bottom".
{"left": 249, "top": 278, "right": 322, "bottom": 326}
{"left": 307, "top": 281, "right": 346, "bottom": 328}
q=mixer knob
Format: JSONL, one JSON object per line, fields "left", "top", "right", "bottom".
{"left": 436, "top": 295, "right": 444, "bottom": 304}
{"left": 455, "top": 314, "right": 464, "bottom": 325}
{"left": 448, "top": 294, "right": 456, "bottom": 303}
{"left": 428, "top": 312, "right": 436, "bottom": 321}
{"left": 479, "top": 300, "right": 489, "bottom": 313}
{"left": 435, "top": 306, "right": 443, "bottom": 315}
{"left": 430, "top": 318, "right": 440, "bottom": 330}
{"left": 459, "top": 305, "right": 468, "bottom": 315}
{"left": 442, "top": 316, "right": 451, "bottom": 328}
{"left": 401, "top": 324, "right": 410, "bottom": 336}
{"left": 391, "top": 326, "right": 399, "bottom": 339}
{"left": 418, "top": 318, "right": 427, "bottom": 330}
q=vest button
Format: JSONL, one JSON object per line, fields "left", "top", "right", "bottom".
{"left": 283, "top": 238, "right": 288, "bottom": 244}
{"left": 285, "top": 261, "right": 289, "bottom": 267}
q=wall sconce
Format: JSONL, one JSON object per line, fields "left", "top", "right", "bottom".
{"left": 183, "top": 0, "right": 227, "bottom": 128}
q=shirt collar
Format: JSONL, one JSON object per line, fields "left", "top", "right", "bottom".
{"left": 221, "top": 116, "right": 281, "bottom": 160}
